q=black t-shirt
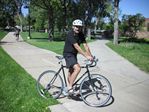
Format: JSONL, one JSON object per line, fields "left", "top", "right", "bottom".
{"left": 63, "top": 30, "right": 86, "bottom": 55}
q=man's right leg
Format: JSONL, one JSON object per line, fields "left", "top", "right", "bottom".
{"left": 68, "top": 64, "right": 81, "bottom": 90}
{"left": 67, "top": 68, "right": 73, "bottom": 86}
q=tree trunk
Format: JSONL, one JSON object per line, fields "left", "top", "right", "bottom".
{"left": 14, "top": 0, "right": 23, "bottom": 32}
{"left": 48, "top": 9, "right": 53, "bottom": 41}
{"left": 113, "top": 0, "right": 119, "bottom": 45}
{"left": 63, "top": 0, "right": 67, "bottom": 31}
{"left": 94, "top": 17, "right": 99, "bottom": 33}
{"left": 87, "top": 27, "right": 91, "bottom": 39}
{"left": 18, "top": 15, "right": 23, "bottom": 32}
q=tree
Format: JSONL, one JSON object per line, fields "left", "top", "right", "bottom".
{"left": 94, "top": 0, "right": 112, "bottom": 32}
{"left": 28, "top": 0, "right": 116, "bottom": 40}
{"left": 31, "top": 0, "right": 61, "bottom": 41}
{"left": 31, "top": 7, "right": 48, "bottom": 31}
{"left": 113, "top": 0, "right": 120, "bottom": 45}
{"left": 13, "top": 0, "right": 24, "bottom": 31}
{"left": 120, "top": 13, "right": 145, "bottom": 38}
{"left": 0, "top": 0, "right": 17, "bottom": 28}
{"left": 59, "top": 0, "right": 71, "bottom": 31}
{"left": 71, "top": 0, "right": 112, "bottom": 38}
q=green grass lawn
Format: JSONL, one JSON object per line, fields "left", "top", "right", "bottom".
{"left": 107, "top": 38, "right": 149, "bottom": 73}
{"left": 21, "top": 32, "right": 65, "bottom": 55}
{"left": 0, "top": 31, "right": 58, "bottom": 112}
{"left": 0, "top": 31, "right": 7, "bottom": 40}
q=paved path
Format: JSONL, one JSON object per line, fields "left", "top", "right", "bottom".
{"left": 1, "top": 32, "right": 149, "bottom": 112}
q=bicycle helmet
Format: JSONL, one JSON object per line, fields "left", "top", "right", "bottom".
{"left": 72, "top": 19, "right": 83, "bottom": 26}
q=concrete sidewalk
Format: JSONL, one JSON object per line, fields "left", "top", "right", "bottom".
{"left": 1, "top": 32, "right": 149, "bottom": 112}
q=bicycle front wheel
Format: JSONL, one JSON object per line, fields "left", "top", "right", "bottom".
{"left": 37, "top": 70, "right": 63, "bottom": 99}
{"left": 80, "top": 74, "right": 112, "bottom": 107}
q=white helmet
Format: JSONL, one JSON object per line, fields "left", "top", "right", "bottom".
{"left": 72, "top": 19, "right": 83, "bottom": 26}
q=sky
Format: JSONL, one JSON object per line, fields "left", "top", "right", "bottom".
{"left": 119, "top": 0, "right": 149, "bottom": 18}
{"left": 22, "top": 5, "right": 28, "bottom": 17}
{"left": 22, "top": 0, "right": 149, "bottom": 18}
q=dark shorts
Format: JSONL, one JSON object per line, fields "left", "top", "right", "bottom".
{"left": 64, "top": 53, "right": 78, "bottom": 68}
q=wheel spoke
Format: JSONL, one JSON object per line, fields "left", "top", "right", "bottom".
{"left": 80, "top": 74, "right": 112, "bottom": 107}
{"left": 37, "top": 70, "right": 63, "bottom": 99}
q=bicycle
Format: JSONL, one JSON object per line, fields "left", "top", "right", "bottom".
{"left": 36, "top": 56, "right": 112, "bottom": 107}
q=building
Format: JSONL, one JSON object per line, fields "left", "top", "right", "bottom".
{"left": 136, "top": 18, "right": 149, "bottom": 38}
{"left": 144, "top": 18, "right": 149, "bottom": 31}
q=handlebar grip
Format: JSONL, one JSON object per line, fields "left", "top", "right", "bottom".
{"left": 86, "top": 56, "right": 98, "bottom": 67}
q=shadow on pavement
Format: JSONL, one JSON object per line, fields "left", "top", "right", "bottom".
{"left": 101, "top": 95, "right": 115, "bottom": 107}
{"left": 0, "top": 41, "right": 15, "bottom": 45}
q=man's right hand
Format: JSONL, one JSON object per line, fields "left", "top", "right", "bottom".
{"left": 86, "top": 55, "right": 93, "bottom": 61}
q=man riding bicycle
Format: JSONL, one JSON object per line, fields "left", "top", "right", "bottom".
{"left": 63, "top": 19, "right": 93, "bottom": 94}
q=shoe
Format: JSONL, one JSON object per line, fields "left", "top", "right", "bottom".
{"left": 73, "top": 90, "right": 80, "bottom": 96}
{"left": 68, "top": 88, "right": 81, "bottom": 97}
{"left": 62, "top": 87, "right": 68, "bottom": 96}
{"left": 66, "top": 88, "right": 73, "bottom": 99}
{"left": 68, "top": 88, "right": 74, "bottom": 95}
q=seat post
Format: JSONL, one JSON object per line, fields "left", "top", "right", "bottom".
{"left": 62, "top": 66, "right": 67, "bottom": 87}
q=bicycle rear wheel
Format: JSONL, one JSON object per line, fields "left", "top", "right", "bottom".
{"left": 80, "top": 74, "right": 112, "bottom": 107}
{"left": 37, "top": 70, "right": 63, "bottom": 99}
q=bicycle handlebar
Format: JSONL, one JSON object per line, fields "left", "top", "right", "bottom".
{"left": 84, "top": 56, "right": 98, "bottom": 68}
{"left": 56, "top": 55, "right": 98, "bottom": 68}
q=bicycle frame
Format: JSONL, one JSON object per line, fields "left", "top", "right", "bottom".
{"left": 56, "top": 62, "right": 93, "bottom": 89}
{"left": 73, "top": 65, "right": 91, "bottom": 87}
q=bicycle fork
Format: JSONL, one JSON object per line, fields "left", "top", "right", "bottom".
{"left": 87, "top": 68, "right": 100, "bottom": 100}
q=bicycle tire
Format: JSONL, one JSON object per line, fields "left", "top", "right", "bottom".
{"left": 36, "top": 70, "right": 63, "bottom": 99}
{"left": 80, "top": 74, "right": 112, "bottom": 107}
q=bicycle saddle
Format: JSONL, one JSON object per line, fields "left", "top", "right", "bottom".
{"left": 56, "top": 56, "right": 64, "bottom": 60}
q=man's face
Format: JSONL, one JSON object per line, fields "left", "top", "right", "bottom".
{"left": 73, "top": 25, "right": 83, "bottom": 33}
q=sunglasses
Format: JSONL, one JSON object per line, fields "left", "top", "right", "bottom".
{"left": 74, "top": 26, "right": 83, "bottom": 28}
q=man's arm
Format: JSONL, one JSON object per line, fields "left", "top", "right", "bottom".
{"left": 73, "top": 43, "right": 86, "bottom": 57}
{"left": 73, "top": 43, "right": 93, "bottom": 60}
{"left": 83, "top": 43, "right": 92, "bottom": 57}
